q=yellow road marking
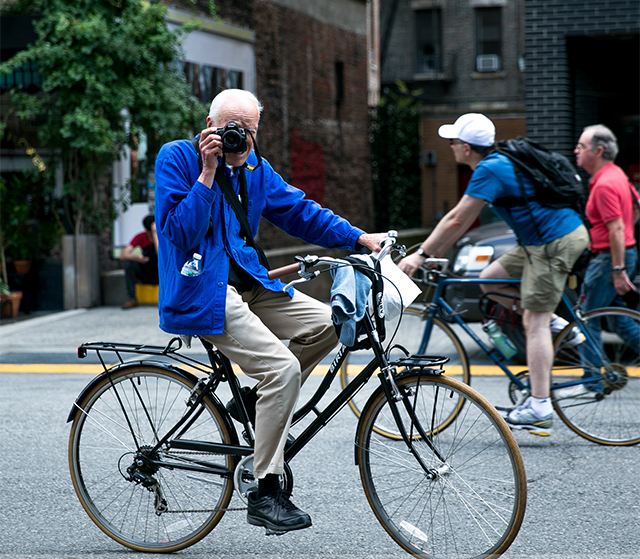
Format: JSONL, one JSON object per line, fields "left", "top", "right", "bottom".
{"left": 0, "top": 363, "right": 334, "bottom": 376}
{"left": 2, "top": 363, "right": 638, "bottom": 376}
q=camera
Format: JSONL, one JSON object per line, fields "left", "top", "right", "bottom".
{"left": 214, "top": 121, "right": 247, "bottom": 153}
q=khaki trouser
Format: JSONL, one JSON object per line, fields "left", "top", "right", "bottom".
{"left": 202, "top": 285, "right": 338, "bottom": 479}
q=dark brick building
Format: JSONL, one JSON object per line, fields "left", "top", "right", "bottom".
{"left": 525, "top": 0, "right": 639, "bottom": 185}
{"left": 380, "top": 0, "right": 639, "bottom": 226}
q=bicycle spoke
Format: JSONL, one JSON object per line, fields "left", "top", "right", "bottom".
{"left": 357, "top": 374, "right": 526, "bottom": 559}
{"left": 69, "top": 366, "right": 234, "bottom": 552}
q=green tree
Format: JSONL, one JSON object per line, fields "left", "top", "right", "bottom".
{"left": 370, "top": 83, "right": 422, "bottom": 231}
{"left": 1, "top": 0, "right": 204, "bottom": 235}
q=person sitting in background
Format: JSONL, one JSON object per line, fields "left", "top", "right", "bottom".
{"left": 119, "top": 214, "right": 159, "bottom": 309}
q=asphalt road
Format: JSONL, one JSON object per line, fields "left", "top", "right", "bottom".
{"left": 0, "top": 307, "right": 639, "bottom": 558}
{"left": 1, "top": 370, "right": 639, "bottom": 559}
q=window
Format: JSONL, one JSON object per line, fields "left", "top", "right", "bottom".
{"left": 415, "top": 9, "right": 442, "bottom": 73}
{"left": 475, "top": 7, "right": 502, "bottom": 72}
{"left": 182, "top": 62, "right": 243, "bottom": 104}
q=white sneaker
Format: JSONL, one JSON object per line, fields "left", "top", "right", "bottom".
{"left": 550, "top": 319, "right": 585, "bottom": 347}
{"left": 505, "top": 399, "right": 553, "bottom": 436}
{"left": 554, "top": 383, "right": 601, "bottom": 400}
{"left": 562, "top": 326, "right": 586, "bottom": 347}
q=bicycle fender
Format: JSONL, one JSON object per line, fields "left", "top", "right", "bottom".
{"left": 66, "top": 361, "right": 215, "bottom": 423}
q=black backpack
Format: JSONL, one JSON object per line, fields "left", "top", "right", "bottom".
{"left": 493, "top": 136, "right": 589, "bottom": 226}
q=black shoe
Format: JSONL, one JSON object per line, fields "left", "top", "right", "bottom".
{"left": 247, "top": 490, "right": 312, "bottom": 533}
{"left": 226, "top": 386, "right": 258, "bottom": 425}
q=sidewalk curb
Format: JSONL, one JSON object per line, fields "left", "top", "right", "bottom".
{"left": 0, "top": 309, "right": 87, "bottom": 336}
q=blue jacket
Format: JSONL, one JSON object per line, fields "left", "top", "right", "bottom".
{"left": 154, "top": 139, "right": 366, "bottom": 336}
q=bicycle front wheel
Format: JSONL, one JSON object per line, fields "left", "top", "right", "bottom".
{"left": 340, "top": 308, "right": 470, "bottom": 435}
{"left": 551, "top": 307, "right": 640, "bottom": 445}
{"left": 68, "top": 364, "right": 236, "bottom": 552}
{"left": 356, "top": 374, "right": 527, "bottom": 559}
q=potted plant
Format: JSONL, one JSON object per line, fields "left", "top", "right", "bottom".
{"left": 0, "top": 175, "right": 30, "bottom": 317}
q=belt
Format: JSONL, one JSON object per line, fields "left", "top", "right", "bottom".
{"left": 593, "top": 246, "right": 636, "bottom": 256}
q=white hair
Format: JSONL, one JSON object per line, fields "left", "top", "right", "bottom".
{"left": 208, "top": 89, "right": 263, "bottom": 120}
{"left": 583, "top": 124, "right": 619, "bottom": 161}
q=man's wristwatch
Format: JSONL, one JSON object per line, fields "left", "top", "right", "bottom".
{"left": 612, "top": 266, "right": 626, "bottom": 274}
{"left": 416, "top": 248, "right": 428, "bottom": 258}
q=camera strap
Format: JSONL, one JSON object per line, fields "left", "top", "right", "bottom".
{"left": 189, "top": 135, "right": 270, "bottom": 269}
{"left": 216, "top": 168, "right": 271, "bottom": 270}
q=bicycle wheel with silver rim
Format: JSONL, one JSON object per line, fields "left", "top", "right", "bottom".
{"left": 551, "top": 307, "right": 640, "bottom": 445}
{"left": 68, "top": 364, "right": 236, "bottom": 552}
{"left": 356, "top": 373, "right": 527, "bottom": 559}
{"left": 340, "top": 307, "right": 470, "bottom": 438}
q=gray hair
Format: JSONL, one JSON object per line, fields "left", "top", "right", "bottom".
{"left": 208, "top": 89, "right": 263, "bottom": 121}
{"left": 584, "top": 124, "right": 618, "bottom": 161}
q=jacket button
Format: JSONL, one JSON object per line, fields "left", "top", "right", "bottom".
{"left": 217, "top": 282, "right": 223, "bottom": 287}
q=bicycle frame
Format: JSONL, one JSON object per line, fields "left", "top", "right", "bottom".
{"left": 74, "top": 310, "right": 448, "bottom": 481}
{"left": 418, "top": 273, "right": 613, "bottom": 391}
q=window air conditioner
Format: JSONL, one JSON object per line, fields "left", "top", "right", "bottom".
{"left": 476, "top": 54, "right": 500, "bottom": 72}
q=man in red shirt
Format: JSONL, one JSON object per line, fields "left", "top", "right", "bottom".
{"left": 119, "top": 214, "right": 159, "bottom": 309}
{"left": 573, "top": 124, "right": 639, "bottom": 393}
{"left": 575, "top": 124, "right": 639, "bottom": 303}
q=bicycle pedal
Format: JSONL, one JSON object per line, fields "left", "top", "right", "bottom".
{"left": 265, "top": 528, "right": 287, "bottom": 536}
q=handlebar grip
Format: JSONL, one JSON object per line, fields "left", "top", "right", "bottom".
{"left": 268, "top": 262, "right": 301, "bottom": 280}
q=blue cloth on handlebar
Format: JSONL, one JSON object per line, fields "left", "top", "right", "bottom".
{"left": 330, "top": 255, "right": 374, "bottom": 346}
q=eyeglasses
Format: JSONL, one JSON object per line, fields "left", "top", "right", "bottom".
{"left": 449, "top": 139, "right": 464, "bottom": 146}
{"left": 575, "top": 143, "right": 588, "bottom": 150}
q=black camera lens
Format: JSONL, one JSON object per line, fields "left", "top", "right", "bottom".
{"left": 215, "top": 122, "right": 247, "bottom": 153}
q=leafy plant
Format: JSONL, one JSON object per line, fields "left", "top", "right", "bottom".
{"left": 370, "top": 82, "right": 422, "bottom": 231}
{"left": 1, "top": 0, "right": 205, "bottom": 236}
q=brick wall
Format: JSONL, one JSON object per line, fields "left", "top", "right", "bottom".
{"left": 525, "top": 0, "right": 640, "bottom": 158}
{"left": 193, "top": 0, "right": 373, "bottom": 248}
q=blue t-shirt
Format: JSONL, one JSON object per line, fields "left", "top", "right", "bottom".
{"left": 465, "top": 152, "right": 583, "bottom": 246}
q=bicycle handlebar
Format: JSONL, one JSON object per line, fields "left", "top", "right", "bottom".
{"left": 267, "top": 263, "right": 301, "bottom": 280}
{"left": 266, "top": 230, "right": 403, "bottom": 288}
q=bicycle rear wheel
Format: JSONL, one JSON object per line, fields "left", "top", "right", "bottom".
{"left": 340, "top": 308, "right": 470, "bottom": 437}
{"left": 551, "top": 307, "right": 640, "bottom": 445}
{"left": 68, "top": 364, "right": 236, "bottom": 552}
{"left": 356, "top": 373, "right": 526, "bottom": 559}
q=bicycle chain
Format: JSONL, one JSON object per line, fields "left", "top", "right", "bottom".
{"left": 158, "top": 450, "right": 248, "bottom": 513}
{"left": 164, "top": 506, "right": 247, "bottom": 513}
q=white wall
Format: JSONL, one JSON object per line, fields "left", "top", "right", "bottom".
{"left": 111, "top": 10, "right": 256, "bottom": 253}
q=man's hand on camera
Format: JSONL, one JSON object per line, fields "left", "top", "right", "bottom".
{"left": 197, "top": 128, "right": 224, "bottom": 187}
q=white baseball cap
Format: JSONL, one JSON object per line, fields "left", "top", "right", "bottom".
{"left": 438, "top": 113, "right": 495, "bottom": 147}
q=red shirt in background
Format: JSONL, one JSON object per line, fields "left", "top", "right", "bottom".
{"left": 129, "top": 231, "right": 153, "bottom": 251}
{"left": 586, "top": 161, "right": 639, "bottom": 252}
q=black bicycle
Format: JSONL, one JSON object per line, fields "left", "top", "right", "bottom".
{"left": 67, "top": 233, "right": 527, "bottom": 559}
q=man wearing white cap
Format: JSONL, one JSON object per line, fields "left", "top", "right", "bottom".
{"left": 399, "top": 113, "right": 589, "bottom": 436}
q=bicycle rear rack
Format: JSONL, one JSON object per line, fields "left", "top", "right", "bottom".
{"left": 77, "top": 337, "right": 213, "bottom": 376}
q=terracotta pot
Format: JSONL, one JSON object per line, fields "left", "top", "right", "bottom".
{"left": 0, "top": 290, "right": 23, "bottom": 318}
{"left": 14, "top": 260, "right": 32, "bottom": 275}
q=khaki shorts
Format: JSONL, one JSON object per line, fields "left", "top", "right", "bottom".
{"left": 496, "top": 225, "right": 590, "bottom": 312}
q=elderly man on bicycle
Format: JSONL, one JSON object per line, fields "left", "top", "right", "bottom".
{"left": 154, "top": 88, "right": 384, "bottom": 533}
{"left": 399, "top": 113, "right": 589, "bottom": 436}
